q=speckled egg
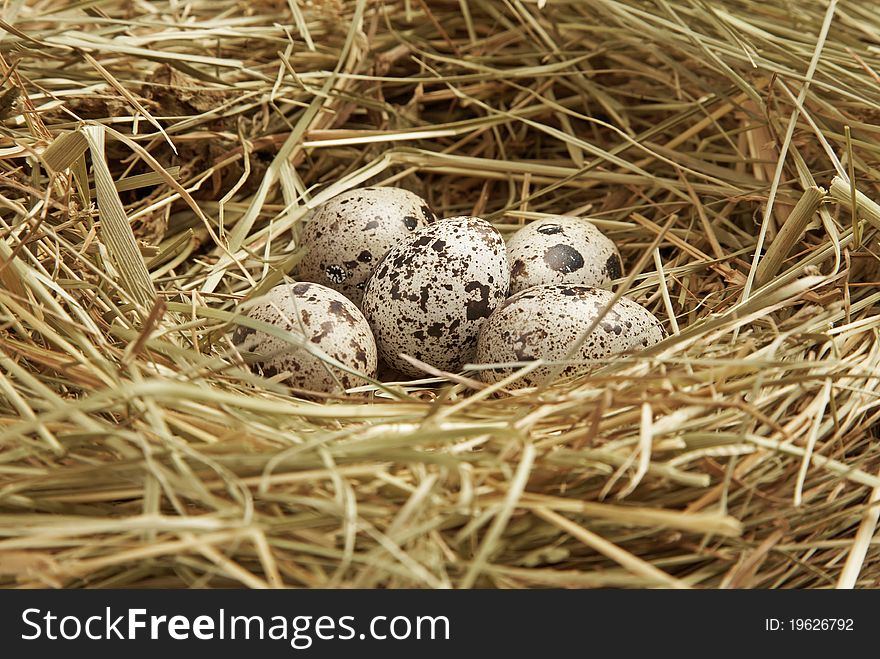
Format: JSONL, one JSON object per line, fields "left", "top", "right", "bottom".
{"left": 475, "top": 284, "right": 665, "bottom": 386}
{"left": 507, "top": 217, "right": 623, "bottom": 295}
{"left": 232, "top": 282, "right": 377, "bottom": 393}
{"left": 362, "top": 216, "right": 510, "bottom": 377}
{"left": 296, "top": 187, "right": 437, "bottom": 306}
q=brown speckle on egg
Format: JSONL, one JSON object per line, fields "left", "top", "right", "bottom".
{"left": 542, "top": 243, "right": 585, "bottom": 274}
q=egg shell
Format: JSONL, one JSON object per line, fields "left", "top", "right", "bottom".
{"left": 362, "top": 216, "right": 510, "bottom": 377}
{"left": 507, "top": 217, "right": 623, "bottom": 295}
{"left": 232, "top": 282, "right": 377, "bottom": 393}
{"left": 296, "top": 187, "right": 437, "bottom": 306}
{"left": 475, "top": 284, "right": 665, "bottom": 386}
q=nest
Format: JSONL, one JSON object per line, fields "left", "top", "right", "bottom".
{"left": 2, "top": 0, "right": 880, "bottom": 589}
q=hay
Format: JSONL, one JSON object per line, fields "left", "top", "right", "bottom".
{"left": 1, "top": 0, "right": 880, "bottom": 589}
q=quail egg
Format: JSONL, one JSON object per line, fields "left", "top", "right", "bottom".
{"left": 507, "top": 217, "right": 622, "bottom": 295}
{"left": 362, "top": 216, "right": 510, "bottom": 377}
{"left": 232, "top": 282, "right": 377, "bottom": 393}
{"left": 296, "top": 187, "right": 437, "bottom": 306}
{"left": 475, "top": 284, "right": 665, "bottom": 386}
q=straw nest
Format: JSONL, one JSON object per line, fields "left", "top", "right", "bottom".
{"left": 2, "top": 0, "right": 880, "bottom": 589}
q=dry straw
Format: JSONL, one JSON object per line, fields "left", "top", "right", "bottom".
{"left": 1, "top": 0, "right": 880, "bottom": 588}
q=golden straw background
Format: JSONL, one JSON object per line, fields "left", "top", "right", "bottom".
{"left": 1, "top": 0, "right": 880, "bottom": 588}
